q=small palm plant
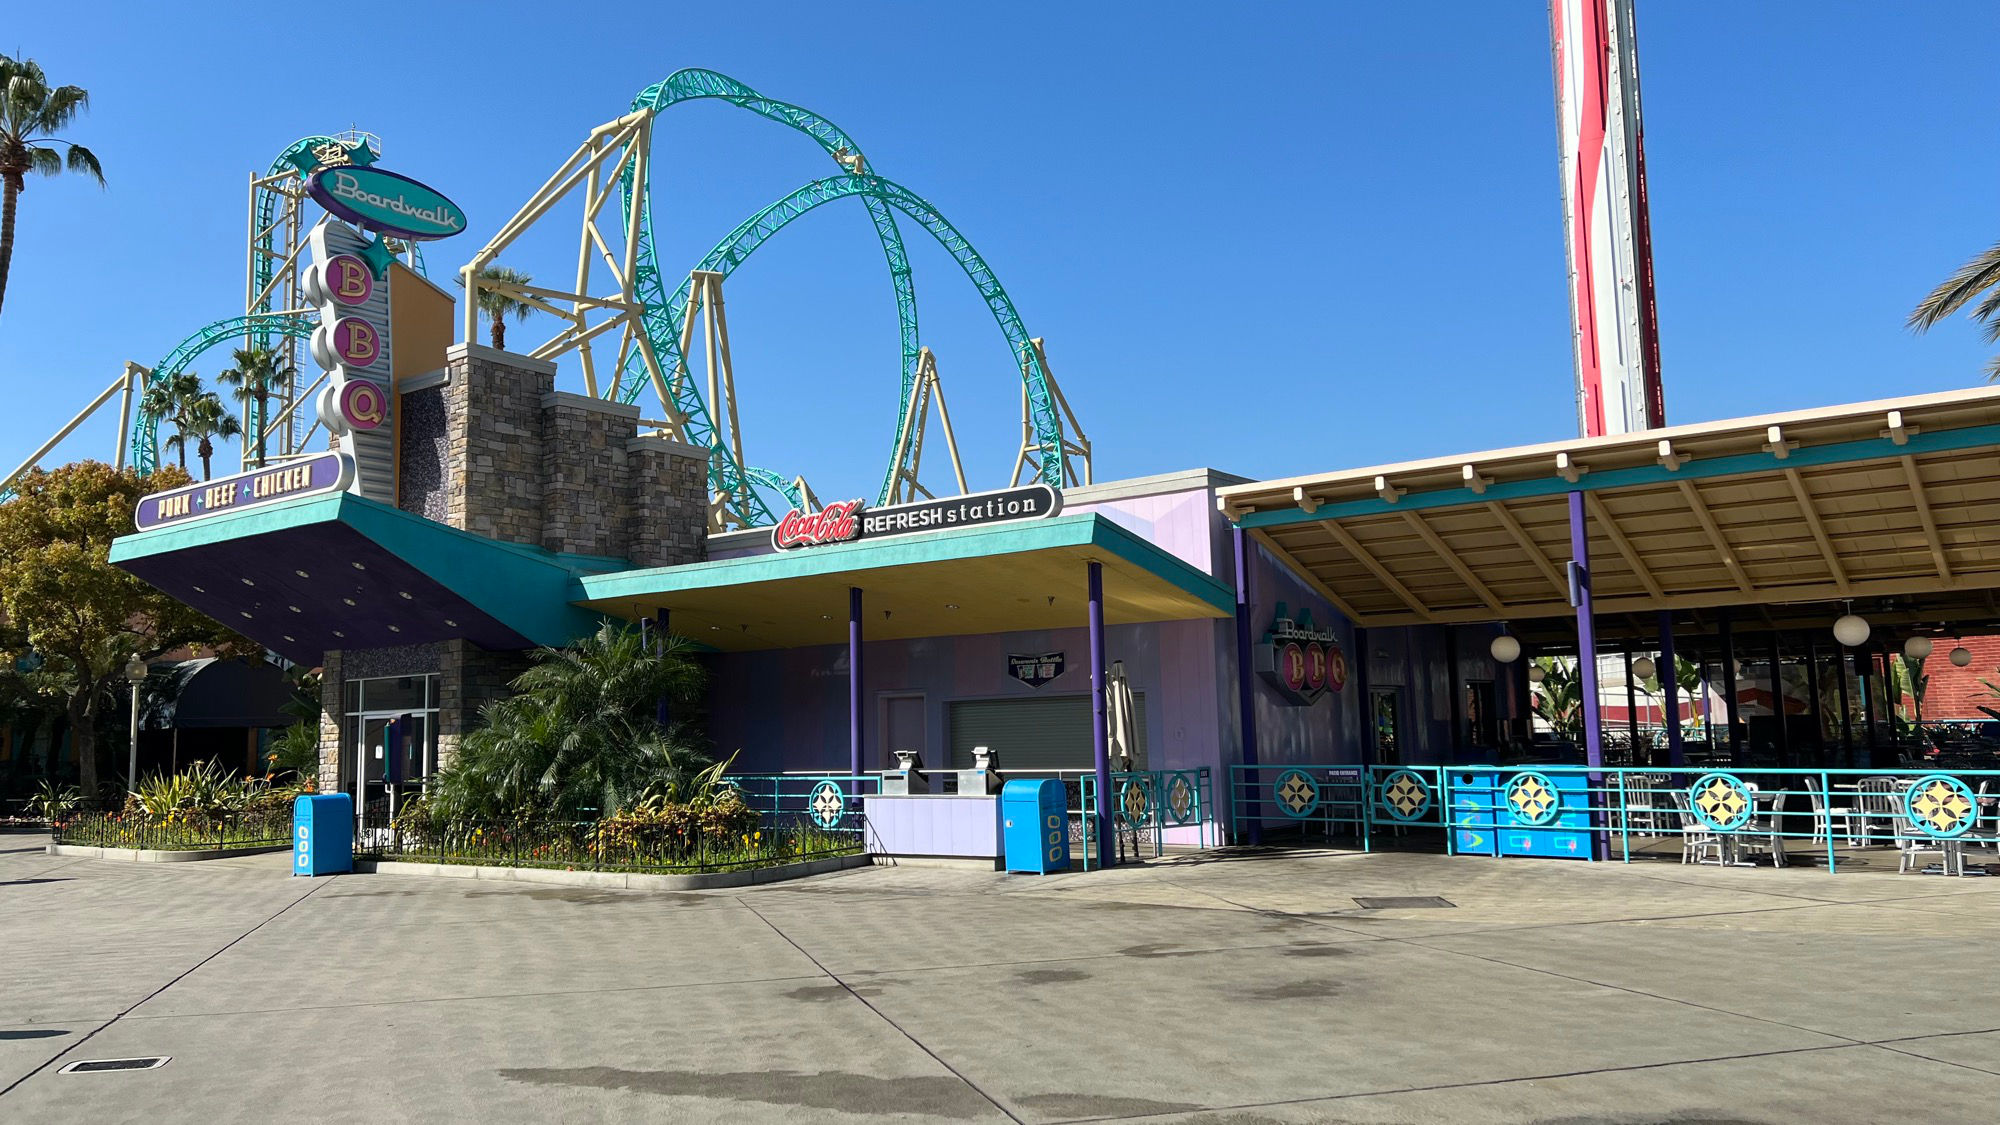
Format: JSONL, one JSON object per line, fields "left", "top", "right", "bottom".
{"left": 216, "top": 346, "right": 293, "bottom": 468}
{"left": 429, "top": 621, "right": 709, "bottom": 820}
{"left": 464, "top": 265, "right": 538, "bottom": 351}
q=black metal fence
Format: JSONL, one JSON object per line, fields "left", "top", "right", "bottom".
{"left": 50, "top": 804, "right": 292, "bottom": 852}
{"left": 358, "top": 813, "right": 866, "bottom": 874}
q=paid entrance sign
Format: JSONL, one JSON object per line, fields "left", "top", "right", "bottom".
{"left": 772, "top": 484, "right": 1062, "bottom": 551}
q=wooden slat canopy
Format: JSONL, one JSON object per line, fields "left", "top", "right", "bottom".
{"left": 1216, "top": 387, "right": 2000, "bottom": 634}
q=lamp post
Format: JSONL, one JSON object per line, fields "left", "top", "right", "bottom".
{"left": 123, "top": 653, "right": 148, "bottom": 791}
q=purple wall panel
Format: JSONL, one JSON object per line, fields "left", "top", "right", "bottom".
{"left": 1236, "top": 538, "right": 1359, "bottom": 766}
{"left": 705, "top": 617, "right": 1229, "bottom": 777}
{"left": 862, "top": 795, "right": 1000, "bottom": 858}
{"left": 1068, "top": 490, "right": 1218, "bottom": 576}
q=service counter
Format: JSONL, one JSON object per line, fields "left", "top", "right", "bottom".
{"left": 863, "top": 793, "right": 1001, "bottom": 865}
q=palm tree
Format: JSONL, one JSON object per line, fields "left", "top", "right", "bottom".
{"left": 139, "top": 371, "right": 205, "bottom": 473}
{"left": 430, "top": 622, "right": 708, "bottom": 819}
{"left": 180, "top": 393, "right": 241, "bottom": 480}
{"left": 0, "top": 55, "right": 104, "bottom": 318}
{"left": 216, "top": 346, "right": 292, "bottom": 468}
{"left": 1911, "top": 241, "right": 2000, "bottom": 380}
{"left": 462, "top": 265, "right": 538, "bottom": 351}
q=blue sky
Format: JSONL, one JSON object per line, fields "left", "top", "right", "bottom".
{"left": 3, "top": 1, "right": 1997, "bottom": 502}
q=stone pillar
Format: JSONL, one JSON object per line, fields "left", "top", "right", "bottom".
{"left": 626, "top": 435, "right": 710, "bottom": 568}
{"left": 442, "top": 343, "right": 554, "bottom": 546}
{"left": 437, "top": 639, "right": 532, "bottom": 770}
{"left": 317, "top": 650, "right": 344, "bottom": 795}
{"left": 540, "top": 391, "right": 640, "bottom": 558}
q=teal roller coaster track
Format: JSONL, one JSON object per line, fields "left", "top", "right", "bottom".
{"left": 128, "top": 69, "right": 1065, "bottom": 526}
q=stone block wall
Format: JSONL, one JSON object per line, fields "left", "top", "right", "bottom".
{"left": 541, "top": 391, "right": 641, "bottom": 559}
{"left": 437, "top": 639, "right": 533, "bottom": 768}
{"left": 626, "top": 435, "right": 710, "bottom": 569}
{"left": 317, "top": 650, "right": 344, "bottom": 795}
{"left": 442, "top": 345, "right": 550, "bottom": 547}
{"left": 427, "top": 343, "right": 709, "bottom": 566}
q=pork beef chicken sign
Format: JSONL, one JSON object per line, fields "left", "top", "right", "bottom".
{"left": 771, "top": 484, "right": 1062, "bottom": 550}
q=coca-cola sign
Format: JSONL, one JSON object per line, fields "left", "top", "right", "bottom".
{"left": 771, "top": 484, "right": 1062, "bottom": 551}
{"left": 773, "top": 499, "right": 865, "bottom": 549}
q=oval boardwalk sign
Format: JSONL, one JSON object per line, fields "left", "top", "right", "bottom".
{"left": 308, "top": 166, "right": 466, "bottom": 241}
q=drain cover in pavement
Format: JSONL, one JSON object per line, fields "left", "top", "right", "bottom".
{"left": 1353, "top": 896, "right": 1454, "bottom": 909}
{"left": 60, "top": 1057, "right": 169, "bottom": 1074}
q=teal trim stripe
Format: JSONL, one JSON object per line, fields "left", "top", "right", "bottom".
{"left": 575, "top": 513, "right": 1234, "bottom": 615}
{"left": 110, "top": 492, "right": 613, "bottom": 647}
{"left": 1239, "top": 422, "right": 2000, "bottom": 530}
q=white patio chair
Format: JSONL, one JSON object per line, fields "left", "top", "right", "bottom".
{"left": 1737, "top": 787, "right": 1788, "bottom": 868}
{"left": 1803, "top": 776, "right": 1858, "bottom": 846}
{"left": 1855, "top": 776, "right": 1904, "bottom": 847}
{"left": 1670, "top": 790, "right": 1725, "bottom": 866}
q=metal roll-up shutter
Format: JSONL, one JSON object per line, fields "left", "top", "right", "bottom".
{"left": 947, "top": 694, "right": 1147, "bottom": 771}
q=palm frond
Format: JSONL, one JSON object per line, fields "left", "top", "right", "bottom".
{"left": 34, "top": 84, "right": 88, "bottom": 132}
{"left": 1910, "top": 240, "right": 2000, "bottom": 331}
{"left": 62, "top": 141, "right": 103, "bottom": 185}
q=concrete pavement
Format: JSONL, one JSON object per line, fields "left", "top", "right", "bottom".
{"left": 5, "top": 833, "right": 2000, "bottom": 1122}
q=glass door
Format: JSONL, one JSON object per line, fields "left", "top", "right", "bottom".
{"left": 1371, "top": 689, "right": 1401, "bottom": 765}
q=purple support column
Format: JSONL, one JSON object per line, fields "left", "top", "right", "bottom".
{"left": 1231, "top": 527, "right": 1262, "bottom": 844}
{"left": 849, "top": 587, "right": 863, "bottom": 777}
{"left": 1569, "top": 492, "right": 1604, "bottom": 771}
{"left": 654, "top": 608, "right": 672, "bottom": 729}
{"left": 1569, "top": 491, "right": 1607, "bottom": 859}
{"left": 1659, "top": 611, "right": 1683, "bottom": 768}
{"left": 1089, "top": 561, "right": 1114, "bottom": 864}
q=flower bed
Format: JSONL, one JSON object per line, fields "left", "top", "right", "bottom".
{"left": 371, "top": 815, "right": 863, "bottom": 875}
{"left": 52, "top": 805, "right": 292, "bottom": 851}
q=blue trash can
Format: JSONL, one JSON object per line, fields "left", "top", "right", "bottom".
{"left": 1001, "top": 778, "right": 1070, "bottom": 874}
{"left": 293, "top": 793, "right": 354, "bottom": 876}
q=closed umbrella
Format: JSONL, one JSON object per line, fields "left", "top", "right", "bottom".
{"left": 1106, "top": 660, "right": 1138, "bottom": 772}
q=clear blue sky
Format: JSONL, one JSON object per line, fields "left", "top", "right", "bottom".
{"left": 4, "top": 1, "right": 1997, "bottom": 502}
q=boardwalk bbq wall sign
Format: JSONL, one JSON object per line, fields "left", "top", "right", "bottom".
{"left": 1253, "top": 603, "right": 1347, "bottom": 706}
{"left": 772, "top": 484, "right": 1062, "bottom": 550}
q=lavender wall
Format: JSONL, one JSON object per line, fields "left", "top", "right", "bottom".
{"left": 705, "top": 617, "right": 1229, "bottom": 777}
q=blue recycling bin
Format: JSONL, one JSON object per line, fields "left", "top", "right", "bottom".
{"left": 1001, "top": 778, "right": 1070, "bottom": 874}
{"left": 293, "top": 793, "right": 354, "bottom": 876}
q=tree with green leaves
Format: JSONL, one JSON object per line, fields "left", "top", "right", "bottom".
{"left": 464, "top": 265, "right": 538, "bottom": 351}
{"left": 1529, "top": 656, "right": 1585, "bottom": 742}
{"left": 0, "top": 54, "right": 104, "bottom": 318}
{"left": 216, "top": 346, "right": 292, "bottom": 468}
{"left": 0, "top": 462, "right": 249, "bottom": 797}
{"left": 429, "top": 621, "right": 708, "bottom": 819}
{"left": 138, "top": 371, "right": 205, "bottom": 474}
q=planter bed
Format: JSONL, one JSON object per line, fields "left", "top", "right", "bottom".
{"left": 46, "top": 842, "right": 292, "bottom": 863}
{"left": 355, "top": 851, "right": 873, "bottom": 891}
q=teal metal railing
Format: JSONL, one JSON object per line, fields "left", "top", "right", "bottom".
{"left": 1229, "top": 763, "right": 2000, "bottom": 874}
{"left": 726, "top": 773, "right": 879, "bottom": 832}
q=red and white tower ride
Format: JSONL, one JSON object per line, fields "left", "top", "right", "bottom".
{"left": 1551, "top": 0, "right": 1665, "bottom": 437}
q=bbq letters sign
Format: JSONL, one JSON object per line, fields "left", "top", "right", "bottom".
{"left": 771, "top": 484, "right": 1061, "bottom": 551}
{"left": 1253, "top": 604, "right": 1347, "bottom": 706}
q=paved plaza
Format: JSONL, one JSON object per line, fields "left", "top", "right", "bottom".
{"left": 6, "top": 835, "right": 2000, "bottom": 1122}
